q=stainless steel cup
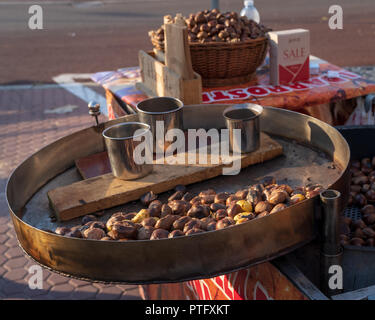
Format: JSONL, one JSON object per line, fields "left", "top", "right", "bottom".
{"left": 136, "top": 97, "right": 184, "bottom": 152}
{"left": 223, "top": 104, "right": 263, "bottom": 154}
{"left": 102, "top": 122, "right": 153, "bottom": 180}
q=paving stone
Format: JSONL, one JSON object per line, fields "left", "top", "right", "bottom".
{"left": 48, "top": 283, "right": 76, "bottom": 299}
{"left": 68, "top": 278, "right": 93, "bottom": 288}
{"left": 4, "top": 236, "right": 18, "bottom": 248}
{"left": 4, "top": 267, "right": 28, "bottom": 281}
{"left": 0, "top": 223, "right": 9, "bottom": 234}
{"left": 5, "top": 246, "right": 23, "bottom": 259}
{"left": 96, "top": 285, "right": 123, "bottom": 300}
{"left": 0, "top": 234, "right": 8, "bottom": 244}
{"left": 47, "top": 273, "right": 70, "bottom": 286}
{"left": 3, "top": 256, "right": 28, "bottom": 270}
{"left": 70, "top": 285, "right": 99, "bottom": 300}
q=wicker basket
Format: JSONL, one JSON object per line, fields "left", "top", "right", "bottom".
{"left": 151, "top": 37, "right": 268, "bottom": 87}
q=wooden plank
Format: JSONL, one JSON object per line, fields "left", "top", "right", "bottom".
{"left": 164, "top": 21, "right": 195, "bottom": 80}
{"left": 48, "top": 133, "right": 283, "bottom": 221}
{"left": 138, "top": 50, "right": 202, "bottom": 105}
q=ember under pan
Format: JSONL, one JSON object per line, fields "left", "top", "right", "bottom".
{"left": 6, "top": 106, "right": 350, "bottom": 284}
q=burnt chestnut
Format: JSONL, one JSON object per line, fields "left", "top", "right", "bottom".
{"left": 81, "top": 215, "right": 97, "bottom": 225}
{"left": 150, "top": 229, "right": 169, "bottom": 240}
{"left": 216, "top": 217, "right": 235, "bottom": 230}
{"left": 363, "top": 214, "right": 375, "bottom": 225}
{"left": 160, "top": 204, "right": 172, "bottom": 218}
{"left": 260, "top": 176, "right": 276, "bottom": 186}
{"left": 110, "top": 221, "right": 137, "bottom": 239}
{"left": 190, "top": 196, "right": 202, "bottom": 205}
{"left": 350, "top": 185, "right": 362, "bottom": 193}
{"left": 174, "top": 184, "right": 187, "bottom": 194}
{"left": 123, "top": 212, "right": 137, "bottom": 220}
{"left": 155, "top": 215, "right": 180, "bottom": 230}
{"left": 173, "top": 216, "right": 192, "bottom": 230}
{"left": 226, "top": 195, "right": 240, "bottom": 206}
{"left": 169, "top": 200, "right": 188, "bottom": 215}
{"left": 352, "top": 219, "right": 367, "bottom": 230}
{"left": 66, "top": 228, "right": 82, "bottom": 238}
{"left": 361, "top": 204, "right": 375, "bottom": 215}
{"left": 354, "top": 193, "right": 367, "bottom": 206}
{"left": 254, "top": 201, "right": 273, "bottom": 214}
{"left": 168, "top": 230, "right": 185, "bottom": 238}
{"left": 366, "top": 190, "right": 375, "bottom": 202}
{"left": 256, "top": 211, "right": 269, "bottom": 218}
{"left": 210, "top": 203, "right": 226, "bottom": 212}
{"left": 363, "top": 227, "right": 375, "bottom": 238}
{"left": 199, "top": 189, "right": 216, "bottom": 197}
{"left": 137, "top": 226, "right": 155, "bottom": 240}
{"left": 268, "top": 191, "right": 287, "bottom": 205}
{"left": 235, "top": 189, "right": 248, "bottom": 200}
{"left": 187, "top": 204, "right": 209, "bottom": 219}
{"left": 185, "top": 228, "right": 205, "bottom": 236}
{"left": 83, "top": 227, "right": 106, "bottom": 240}
{"left": 200, "top": 217, "right": 216, "bottom": 230}
{"left": 213, "top": 209, "right": 227, "bottom": 220}
{"left": 227, "top": 203, "right": 243, "bottom": 218}
{"left": 141, "top": 217, "right": 158, "bottom": 227}
{"left": 214, "top": 192, "right": 230, "bottom": 204}
{"left": 246, "top": 189, "right": 262, "bottom": 206}
{"left": 354, "top": 228, "right": 365, "bottom": 239}
{"left": 168, "top": 191, "right": 184, "bottom": 201}
{"left": 140, "top": 191, "right": 158, "bottom": 206}
{"left": 200, "top": 194, "right": 215, "bottom": 205}
{"left": 270, "top": 203, "right": 287, "bottom": 214}
{"left": 183, "top": 219, "right": 202, "bottom": 233}
{"left": 182, "top": 192, "right": 194, "bottom": 202}
{"left": 206, "top": 221, "right": 217, "bottom": 231}
{"left": 352, "top": 175, "right": 369, "bottom": 185}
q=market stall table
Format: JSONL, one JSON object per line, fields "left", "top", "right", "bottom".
{"left": 92, "top": 56, "right": 375, "bottom": 126}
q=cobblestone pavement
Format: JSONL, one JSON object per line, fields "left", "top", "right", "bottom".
{"left": 0, "top": 84, "right": 141, "bottom": 300}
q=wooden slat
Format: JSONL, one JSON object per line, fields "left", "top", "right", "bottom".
{"left": 48, "top": 133, "right": 283, "bottom": 221}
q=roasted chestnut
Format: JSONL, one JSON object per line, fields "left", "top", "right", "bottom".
{"left": 137, "top": 226, "right": 155, "bottom": 240}
{"left": 140, "top": 191, "right": 157, "bottom": 206}
{"left": 150, "top": 229, "right": 169, "bottom": 240}
{"left": 168, "top": 230, "right": 185, "bottom": 238}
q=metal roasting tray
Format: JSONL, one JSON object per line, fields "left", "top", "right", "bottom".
{"left": 6, "top": 106, "right": 350, "bottom": 284}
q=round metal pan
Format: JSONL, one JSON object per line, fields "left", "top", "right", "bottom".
{"left": 6, "top": 106, "right": 350, "bottom": 284}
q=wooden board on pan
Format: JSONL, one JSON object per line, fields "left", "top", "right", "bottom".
{"left": 48, "top": 133, "right": 283, "bottom": 221}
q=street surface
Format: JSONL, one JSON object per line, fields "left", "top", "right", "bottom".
{"left": 1, "top": 0, "right": 374, "bottom": 84}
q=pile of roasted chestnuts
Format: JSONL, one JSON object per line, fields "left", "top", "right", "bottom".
{"left": 54, "top": 178, "right": 322, "bottom": 241}
{"left": 341, "top": 157, "right": 375, "bottom": 247}
{"left": 149, "top": 9, "right": 270, "bottom": 46}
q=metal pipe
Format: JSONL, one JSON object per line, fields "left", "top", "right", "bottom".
{"left": 320, "top": 189, "right": 343, "bottom": 297}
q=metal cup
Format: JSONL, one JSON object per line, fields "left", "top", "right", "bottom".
{"left": 136, "top": 97, "right": 184, "bottom": 152}
{"left": 223, "top": 104, "right": 263, "bottom": 154}
{"left": 102, "top": 122, "right": 153, "bottom": 180}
